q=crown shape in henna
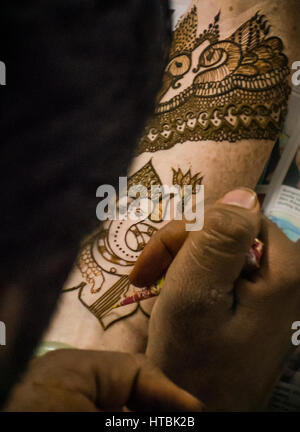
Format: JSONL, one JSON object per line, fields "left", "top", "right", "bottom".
{"left": 138, "top": 8, "right": 290, "bottom": 153}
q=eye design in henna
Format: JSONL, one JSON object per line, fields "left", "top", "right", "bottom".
{"left": 138, "top": 7, "right": 290, "bottom": 153}
{"left": 63, "top": 161, "right": 203, "bottom": 329}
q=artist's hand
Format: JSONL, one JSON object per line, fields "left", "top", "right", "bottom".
{"left": 130, "top": 188, "right": 300, "bottom": 411}
{"left": 4, "top": 349, "right": 203, "bottom": 412}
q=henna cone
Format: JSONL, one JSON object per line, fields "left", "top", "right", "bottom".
{"left": 112, "top": 239, "right": 264, "bottom": 309}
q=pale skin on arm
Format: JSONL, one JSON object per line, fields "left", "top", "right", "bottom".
{"left": 44, "top": 0, "right": 299, "bottom": 352}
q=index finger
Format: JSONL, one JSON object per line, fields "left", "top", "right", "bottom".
{"left": 129, "top": 220, "right": 187, "bottom": 287}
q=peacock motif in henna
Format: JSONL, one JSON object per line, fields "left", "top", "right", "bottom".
{"left": 138, "top": 7, "right": 291, "bottom": 153}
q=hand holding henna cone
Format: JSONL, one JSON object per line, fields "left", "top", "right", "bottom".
{"left": 112, "top": 190, "right": 264, "bottom": 310}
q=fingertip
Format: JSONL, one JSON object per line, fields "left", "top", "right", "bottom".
{"left": 129, "top": 230, "right": 178, "bottom": 287}
{"left": 218, "top": 188, "right": 260, "bottom": 213}
{"left": 171, "top": 387, "right": 206, "bottom": 412}
{"left": 130, "top": 220, "right": 187, "bottom": 287}
{"left": 129, "top": 240, "right": 171, "bottom": 287}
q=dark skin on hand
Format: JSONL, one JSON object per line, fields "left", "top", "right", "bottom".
{"left": 5, "top": 350, "right": 203, "bottom": 412}
{"left": 130, "top": 188, "right": 300, "bottom": 411}
{"left": 5, "top": 188, "right": 300, "bottom": 412}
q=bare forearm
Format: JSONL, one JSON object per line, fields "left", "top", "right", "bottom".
{"left": 132, "top": 0, "right": 297, "bottom": 196}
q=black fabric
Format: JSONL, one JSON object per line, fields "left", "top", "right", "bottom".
{"left": 0, "top": 0, "right": 171, "bottom": 407}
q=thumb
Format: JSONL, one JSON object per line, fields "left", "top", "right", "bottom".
{"left": 162, "top": 188, "right": 261, "bottom": 305}
{"left": 185, "top": 188, "right": 261, "bottom": 286}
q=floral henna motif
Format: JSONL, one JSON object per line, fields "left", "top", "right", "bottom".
{"left": 138, "top": 8, "right": 290, "bottom": 153}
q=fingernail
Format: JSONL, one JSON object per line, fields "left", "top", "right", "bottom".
{"left": 220, "top": 188, "right": 257, "bottom": 209}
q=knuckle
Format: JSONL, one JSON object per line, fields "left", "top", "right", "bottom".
{"left": 130, "top": 353, "right": 160, "bottom": 376}
{"left": 201, "top": 206, "right": 255, "bottom": 253}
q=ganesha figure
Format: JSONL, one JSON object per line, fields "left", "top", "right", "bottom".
{"left": 76, "top": 209, "right": 165, "bottom": 329}
{"left": 62, "top": 159, "right": 203, "bottom": 329}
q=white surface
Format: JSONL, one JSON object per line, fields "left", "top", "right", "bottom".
{"left": 170, "top": 0, "right": 190, "bottom": 28}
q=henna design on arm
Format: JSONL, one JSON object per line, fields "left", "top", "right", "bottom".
{"left": 57, "top": 7, "right": 291, "bottom": 334}
{"left": 138, "top": 7, "right": 290, "bottom": 154}
{"left": 62, "top": 161, "right": 203, "bottom": 329}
